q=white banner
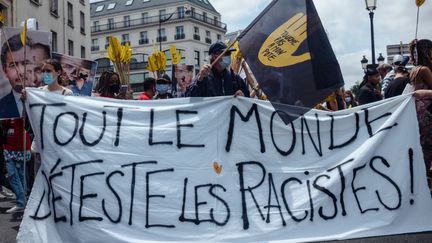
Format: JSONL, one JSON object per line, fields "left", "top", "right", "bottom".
{"left": 18, "top": 89, "right": 432, "bottom": 242}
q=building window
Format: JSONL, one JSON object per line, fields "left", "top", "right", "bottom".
{"left": 194, "top": 27, "right": 200, "bottom": 41}
{"left": 157, "top": 28, "right": 166, "bottom": 42}
{"left": 80, "top": 11, "right": 85, "bottom": 34}
{"left": 175, "top": 26, "right": 185, "bottom": 40}
{"left": 105, "top": 37, "right": 110, "bottom": 49}
{"left": 159, "top": 9, "right": 166, "bottom": 20}
{"left": 124, "top": 15, "right": 130, "bottom": 27}
{"left": 177, "top": 6, "right": 185, "bottom": 19}
{"left": 142, "top": 12, "right": 148, "bottom": 24}
{"left": 121, "top": 34, "right": 130, "bottom": 45}
{"left": 203, "top": 12, "right": 207, "bottom": 23}
{"left": 139, "top": 31, "right": 148, "bottom": 45}
{"left": 81, "top": 46, "right": 85, "bottom": 58}
{"left": 80, "top": 0, "right": 85, "bottom": 5}
{"left": 51, "top": 31, "right": 58, "bottom": 52}
{"left": 205, "top": 30, "right": 211, "bottom": 44}
{"left": 95, "top": 5, "right": 104, "bottom": 12}
{"left": 108, "top": 18, "right": 114, "bottom": 29}
{"left": 194, "top": 50, "right": 200, "bottom": 67}
{"left": 30, "top": 0, "right": 41, "bottom": 6}
{"left": 91, "top": 39, "right": 99, "bottom": 51}
{"left": 50, "top": 0, "right": 59, "bottom": 16}
{"left": 93, "top": 21, "right": 100, "bottom": 32}
{"left": 126, "top": 0, "right": 133, "bottom": 5}
{"left": 67, "top": 2, "right": 73, "bottom": 28}
{"left": 107, "top": 3, "right": 116, "bottom": 9}
{"left": 68, "top": 39, "right": 74, "bottom": 56}
{"left": 217, "top": 34, "right": 221, "bottom": 41}
{"left": 214, "top": 16, "right": 218, "bottom": 25}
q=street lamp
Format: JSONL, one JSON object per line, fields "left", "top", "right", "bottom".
{"left": 377, "top": 53, "right": 385, "bottom": 65}
{"left": 365, "top": 0, "right": 377, "bottom": 65}
{"left": 158, "top": 7, "right": 191, "bottom": 52}
{"left": 361, "top": 55, "right": 368, "bottom": 71}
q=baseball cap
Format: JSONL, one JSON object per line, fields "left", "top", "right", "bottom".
{"left": 392, "top": 54, "right": 403, "bottom": 65}
{"left": 208, "top": 41, "right": 236, "bottom": 55}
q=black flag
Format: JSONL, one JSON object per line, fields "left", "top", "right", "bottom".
{"left": 239, "top": 0, "right": 344, "bottom": 109}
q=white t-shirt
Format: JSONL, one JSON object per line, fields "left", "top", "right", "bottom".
{"left": 40, "top": 85, "right": 73, "bottom": 95}
{"left": 32, "top": 85, "right": 74, "bottom": 153}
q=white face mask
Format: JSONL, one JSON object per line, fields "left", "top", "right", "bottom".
{"left": 219, "top": 56, "right": 231, "bottom": 70}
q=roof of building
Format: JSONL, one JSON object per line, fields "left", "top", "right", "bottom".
{"left": 90, "top": 0, "right": 219, "bottom": 17}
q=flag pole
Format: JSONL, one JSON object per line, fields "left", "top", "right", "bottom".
{"left": 22, "top": 20, "right": 29, "bottom": 197}
{"left": 415, "top": 6, "right": 420, "bottom": 39}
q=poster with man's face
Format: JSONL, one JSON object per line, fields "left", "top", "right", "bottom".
{"left": 0, "top": 27, "right": 51, "bottom": 120}
{"left": 174, "top": 64, "right": 194, "bottom": 97}
{"left": 52, "top": 52, "right": 97, "bottom": 96}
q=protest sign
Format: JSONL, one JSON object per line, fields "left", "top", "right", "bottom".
{"left": 0, "top": 28, "right": 51, "bottom": 119}
{"left": 173, "top": 64, "right": 194, "bottom": 97}
{"left": 52, "top": 52, "right": 97, "bottom": 96}
{"left": 18, "top": 89, "right": 432, "bottom": 242}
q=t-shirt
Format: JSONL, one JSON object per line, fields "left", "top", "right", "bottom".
{"left": 357, "top": 83, "right": 382, "bottom": 105}
{"left": 41, "top": 85, "right": 73, "bottom": 95}
{"left": 138, "top": 92, "right": 152, "bottom": 100}
{"left": 2, "top": 118, "right": 31, "bottom": 151}
{"left": 385, "top": 77, "right": 410, "bottom": 98}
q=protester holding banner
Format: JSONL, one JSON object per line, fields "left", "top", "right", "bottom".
{"left": 39, "top": 59, "right": 73, "bottom": 95}
{"left": 357, "top": 67, "right": 383, "bottom": 105}
{"left": 186, "top": 42, "right": 249, "bottom": 97}
{"left": 409, "top": 39, "right": 432, "bottom": 175}
{"left": 93, "top": 70, "right": 126, "bottom": 99}
{"left": 138, "top": 77, "right": 156, "bottom": 100}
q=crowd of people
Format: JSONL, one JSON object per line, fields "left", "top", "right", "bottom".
{"left": 1, "top": 39, "right": 431, "bottom": 215}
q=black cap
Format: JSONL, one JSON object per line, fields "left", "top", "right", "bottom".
{"left": 364, "top": 64, "right": 379, "bottom": 76}
{"left": 208, "top": 41, "right": 236, "bottom": 55}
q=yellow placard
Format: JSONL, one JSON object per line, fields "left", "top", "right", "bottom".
{"left": 169, "top": 45, "right": 182, "bottom": 65}
{"left": 258, "top": 12, "right": 310, "bottom": 67}
{"left": 416, "top": 0, "right": 426, "bottom": 7}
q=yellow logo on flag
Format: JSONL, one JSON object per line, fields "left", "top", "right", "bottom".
{"left": 258, "top": 12, "right": 310, "bottom": 67}
{"left": 416, "top": 0, "right": 426, "bottom": 7}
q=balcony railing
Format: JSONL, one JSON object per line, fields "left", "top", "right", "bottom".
{"left": 121, "top": 41, "right": 131, "bottom": 45}
{"left": 205, "top": 37, "right": 212, "bottom": 44}
{"left": 91, "top": 12, "right": 227, "bottom": 33}
{"left": 139, "top": 39, "right": 149, "bottom": 45}
{"left": 91, "top": 46, "right": 99, "bottom": 51}
{"left": 97, "top": 62, "right": 147, "bottom": 74}
{"left": 193, "top": 34, "right": 200, "bottom": 41}
{"left": 156, "top": 36, "right": 167, "bottom": 42}
{"left": 174, "top": 33, "right": 185, "bottom": 40}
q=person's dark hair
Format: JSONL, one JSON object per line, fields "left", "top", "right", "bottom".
{"left": 95, "top": 70, "right": 119, "bottom": 94}
{"left": 1, "top": 34, "right": 32, "bottom": 69}
{"left": 31, "top": 42, "right": 51, "bottom": 60}
{"left": 410, "top": 39, "right": 432, "bottom": 69}
{"left": 44, "top": 58, "right": 63, "bottom": 72}
{"left": 143, "top": 77, "right": 155, "bottom": 91}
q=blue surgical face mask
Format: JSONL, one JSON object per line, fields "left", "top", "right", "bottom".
{"left": 156, "top": 84, "right": 170, "bottom": 95}
{"left": 219, "top": 56, "right": 231, "bottom": 70}
{"left": 42, "top": 72, "right": 54, "bottom": 85}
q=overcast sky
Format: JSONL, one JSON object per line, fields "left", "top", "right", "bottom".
{"left": 212, "top": 0, "right": 432, "bottom": 88}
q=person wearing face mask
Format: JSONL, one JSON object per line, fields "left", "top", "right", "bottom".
{"left": 93, "top": 70, "right": 126, "bottom": 99}
{"left": 40, "top": 59, "right": 73, "bottom": 95}
{"left": 186, "top": 42, "right": 249, "bottom": 97}
{"left": 344, "top": 90, "right": 357, "bottom": 108}
{"left": 155, "top": 74, "right": 173, "bottom": 99}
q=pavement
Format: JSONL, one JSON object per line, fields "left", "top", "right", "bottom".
{"left": 0, "top": 187, "right": 431, "bottom": 243}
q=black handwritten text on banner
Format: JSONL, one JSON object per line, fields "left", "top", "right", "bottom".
{"left": 18, "top": 89, "right": 432, "bottom": 242}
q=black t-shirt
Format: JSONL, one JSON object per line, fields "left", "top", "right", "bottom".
{"left": 385, "top": 77, "right": 410, "bottom": 98}
{"left": 357, "top": 83, "right": 381, "bottom": 105}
